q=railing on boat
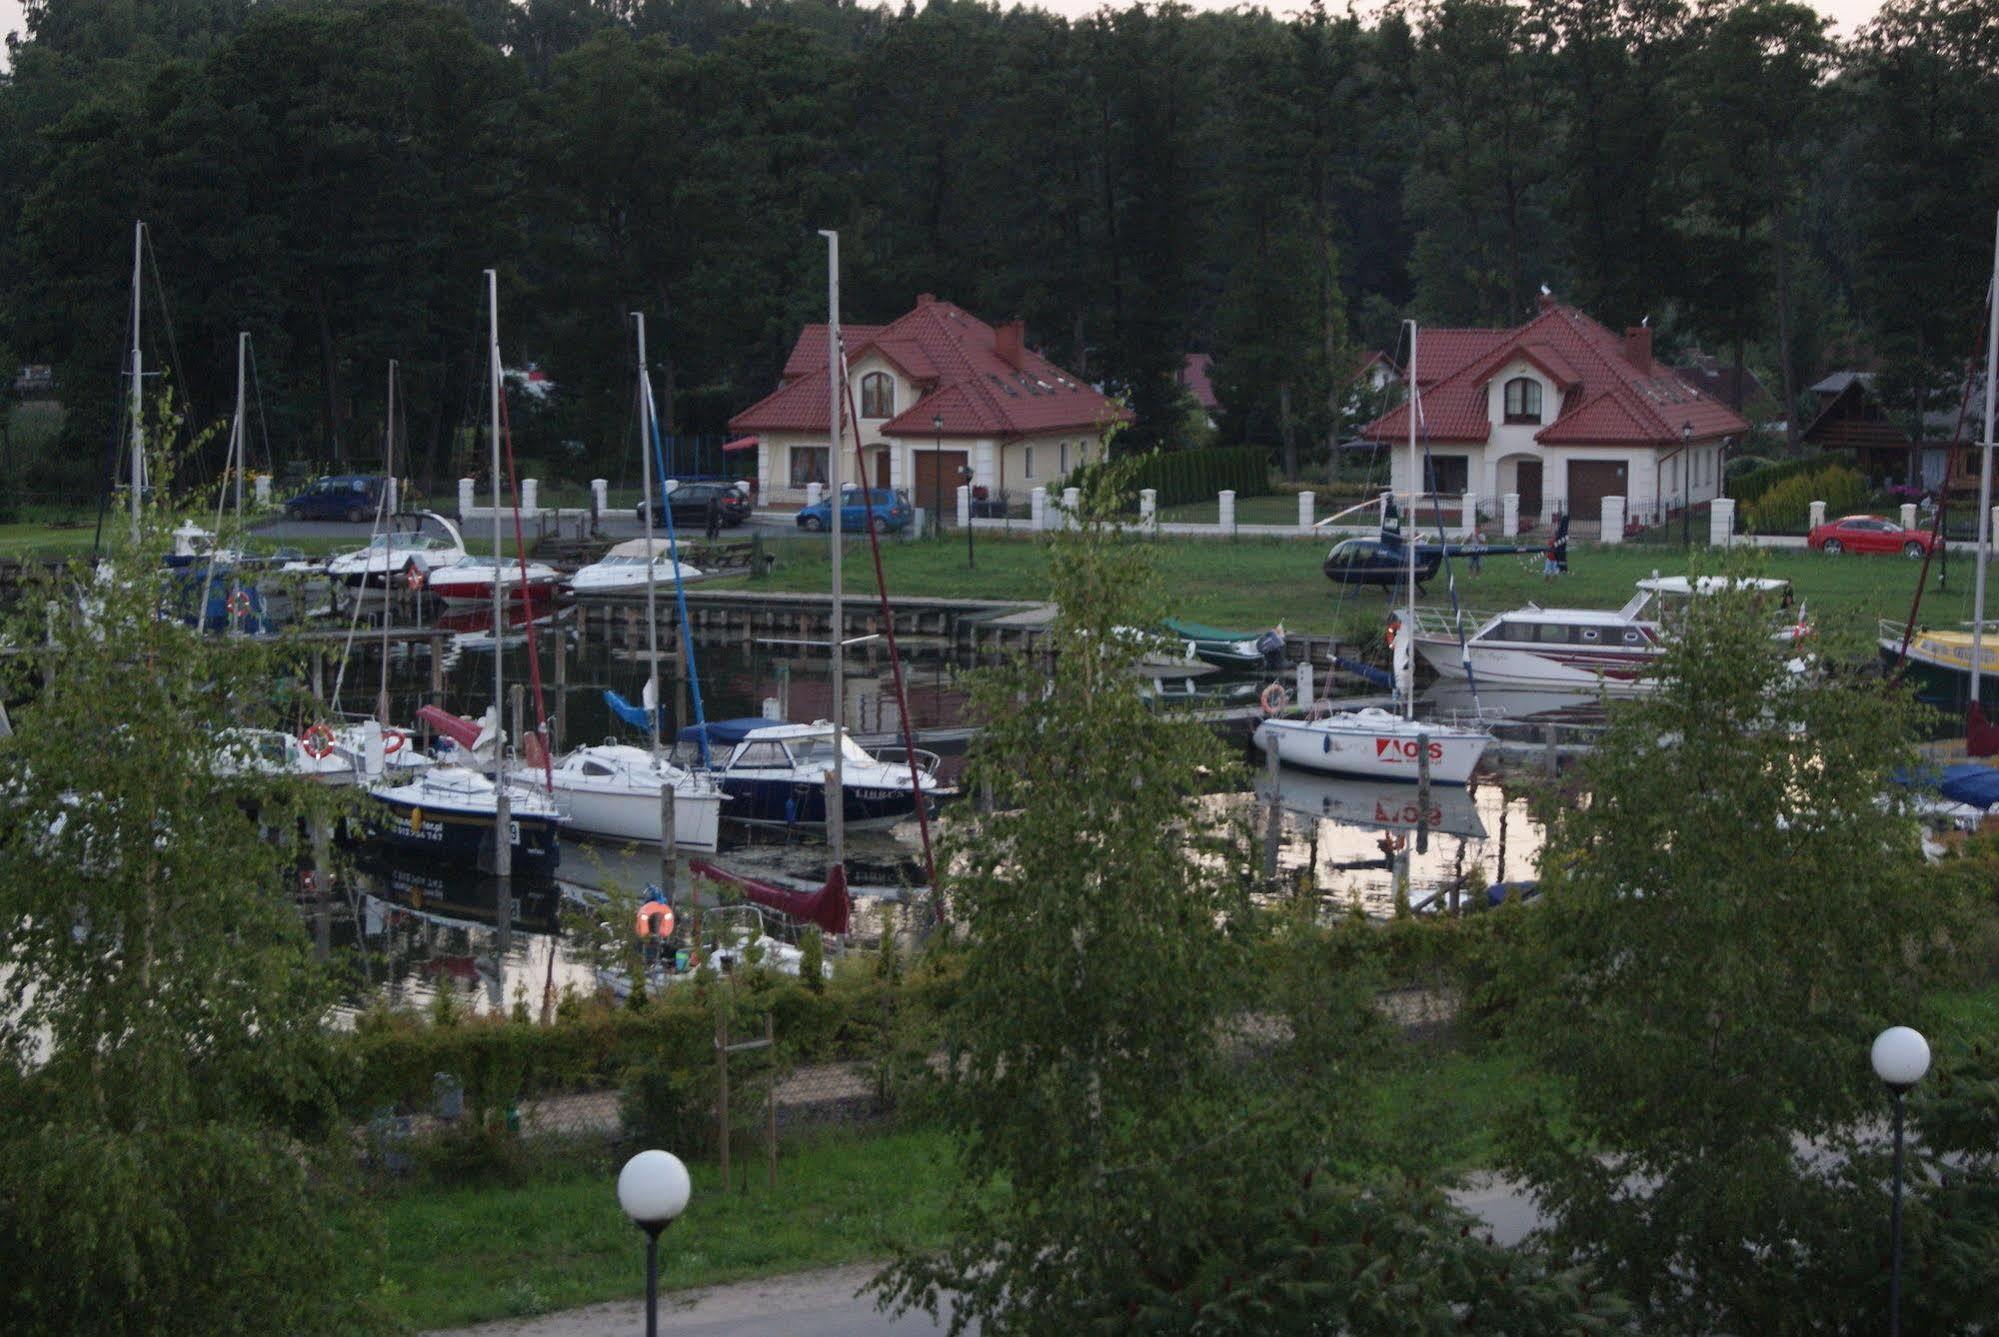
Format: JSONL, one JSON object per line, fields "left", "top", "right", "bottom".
{"left": 870, "top": 745, "right": 943, "bottom": 778}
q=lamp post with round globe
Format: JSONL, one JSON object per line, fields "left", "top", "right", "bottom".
{"left": 1872, "top": 1026, "right": 1930, "bottom": 1337}
{"left": 618, "top": 1149, "right": 692, "bottom": 1337}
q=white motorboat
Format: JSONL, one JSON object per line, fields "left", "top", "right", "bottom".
{"left": 1410, "top": 575, "right": 1795, "bottom": 694}
{"left": 214, "top": 722, "right": 433, "bottom": 787}
{"left": 1252, "top": 321, "right": 1492, "bottom": 785}
{"left": 520, "top": 743, "right": 725, "bottom": 851}
{"left": 325, "top": 510, "right": 468, "bottom": 588}
{"left": 425, "top": 555, "right": 564, "bottom": 605}
{"left": 366, "top": 765, "right": 567, "bottom": 871}
{"left": 567, "top": 539, "right": 705, "bottom": 596}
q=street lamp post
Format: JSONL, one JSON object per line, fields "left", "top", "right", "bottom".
{"left": 959, "top": 469, "right": 976, "bottom": 572}
{"left": 617, "top": 1149, "right": 692, "bottom": 1337}
{"left": 1872, "top": 1026, "right": 1931, "bottom": 1337}
{"left": 1681, "top": 420, "right": 1693, "bottom": 551}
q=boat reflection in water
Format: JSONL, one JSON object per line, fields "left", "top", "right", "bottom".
{"left": 1269, "top": 769, "right": 1487, "bottom": 841}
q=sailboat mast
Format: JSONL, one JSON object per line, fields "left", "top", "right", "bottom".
{"left": 820, "top": 228, "right": 846, "bottom": 868}
{"left": 1972, "top": 210, "right": 1999, "bottom": 709}
{"left": 486, "top": 269, "right": 511, "bottom": 879}
{"left": 234, "top": 333, "right": 248, "bottom": 521}
{"left": 128, "top": 221, "right": 145, "bottom": 543}
{"left": 379, "top": 359, "right": 396, "bottom": 724}
{"left": 634, "top": 312, "right": 664, "bottom": 760}
{"left": 1406, "top": 320, "right": 1419, "bottom": 723}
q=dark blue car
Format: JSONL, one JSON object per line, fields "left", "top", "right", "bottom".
{"left": 795, "top": 486, "right": 913, "bottom": 534}
{"left": 282, "top": 475, "right": 388, "bottom": 522}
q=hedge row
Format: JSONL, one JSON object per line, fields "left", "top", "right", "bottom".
{"left": 1744, "top": 464, "right": 1866, "bottom": 534}
{"left": 1073, "top": 446, "right": 1273, "bottom": 509}
{"left": 338, "top": 964, "right": 951, "bottom": 1121}
{"left": 1733, "top": 454, "right": 1852, "bottom": 508}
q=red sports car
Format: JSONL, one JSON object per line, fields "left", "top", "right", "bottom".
{"left": 1806, "top": 514, "right": 1936, "bottom": 558}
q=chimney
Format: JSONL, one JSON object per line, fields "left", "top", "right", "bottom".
{"left": 1537, "top": 291, "right": 1556, "bottom": 312}
{"left": 1624, "top": 326, "right": 1653, "bottom": 368}
{"left": 995, "top": 319, "right": 1025, "bottom": 369}
{"left": 915, "top": 292, "right": 936, "bottom": 307}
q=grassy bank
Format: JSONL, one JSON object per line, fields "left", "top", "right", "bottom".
{"left": 353, "top": 1127, "right": 955, "bottom": 1332}
{"left": 739, "top": 533, "right": 1969, "bottom": 643}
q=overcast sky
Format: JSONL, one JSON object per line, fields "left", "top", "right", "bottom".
{"left": 0, "top": 0, "right": 1887, "bottom": 74}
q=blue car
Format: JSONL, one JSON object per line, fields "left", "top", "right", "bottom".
{"left": 795, "top": 486, "right": 913, "bottom": 534}
{"left": 282, "top": 474, "right": 388, "bottom": 522}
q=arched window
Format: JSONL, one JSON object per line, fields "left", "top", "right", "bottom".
{"left": 1503, "top": 377, "right": 1543, "bottom": 424}
{"left": 860, "top": 372, "right": 894, "bottom": 419}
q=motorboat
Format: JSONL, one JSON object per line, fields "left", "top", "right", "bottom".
{"left": 1878, "top": 620, "right": 1999, "bottom": 710}
{"left": 670, "top": 717, "right": 952, "bottom": 829}
{"left": 522, "top": 743, "right": 725, "bottom": 852}
{"left": 1160, "top": 618, "right": 1276, "bottom": 671}
{"left": 365, "top": 765, "right": 566, "bottom": 872}
{"left": 425, "top": 555, "right": 564, "bottom": 606}
{"left": 163, "top": 521, "right": 245, "bottom": 570}
{"left": 215, "top": 722, "right": 433, "bottom": 787}
{"left": 567, "top": 539, "right": 705, "bottom": 596}
{"left": 1410, "top": 575, "right": 1796, "bottom": 694}
{"left": 325, "top": 510, "right": 468, "bottom": 588}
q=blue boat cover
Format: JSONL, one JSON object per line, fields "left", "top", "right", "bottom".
{"left": 1335, "top": 656, "right": 1394, "bottom": 690}
{"left": 675, "top": 718, "right": 780, "bottom": 747}
{"left": 604, "top": 690, "right": 654, "bottom": 731}
{"left": 1892, "top": 763, "right": 1999, "bottom": 810}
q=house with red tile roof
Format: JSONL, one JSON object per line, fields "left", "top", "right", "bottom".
{"left": 1178, "top": 353, "right": 1220, "bottom": 417}
{"left": 729, "top": 294, "right": 1131, "bottom": 510}
{"left": 1360, "top": 296, "right": 1749, "bottom": 528}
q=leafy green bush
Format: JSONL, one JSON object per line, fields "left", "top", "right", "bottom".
{"left": 1733, "top": 454, "right": 1853, "bottom": 507}
{"left": 619, "top": 1055, "right": 718, "bottom": 1157}
{"left": 1744, "top": 464, "right": 1865, "bottom": 533}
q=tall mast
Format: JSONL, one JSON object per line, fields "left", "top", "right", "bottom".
{"left": 819, "top": 228, "right": 846, "bottom": 868}
{"left": 379, "top": 359, "right": 396, "bottom": 724}
{"left": 234, "top": 332, "right": 248, "bottom": 523}
{"left": 1973, "top": 211, "right": 1999, "bottom": 709}
{"left": 128, "top": 220, "right": 145, "bottom": 543}
{"left": 1405, "top": 320, "right": 1419, "bottom": 723}
{"left": 486, "top": 269, "right": 511, "bottom": 880}
{"left": 634, "top": 312, "right": 664, "bottom": 760}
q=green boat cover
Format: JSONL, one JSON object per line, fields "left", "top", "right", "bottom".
{"left": 1162, "top": 617, "right": 1264, "bottom": 644}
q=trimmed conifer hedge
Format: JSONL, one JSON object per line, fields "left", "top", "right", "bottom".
{"left": 1071, "top": 446, "right": 1273, "bottom": 509}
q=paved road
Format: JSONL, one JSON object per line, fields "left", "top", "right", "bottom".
{"left": 426, "top": 1182, "right": 1543, "bottom": 1336}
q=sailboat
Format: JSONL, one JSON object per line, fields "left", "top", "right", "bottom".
{"left": 529, "top": 313, "right": 724, "bottom": 852}
{"left": 1252, "top": 322, "right": 1492, "bottom": 785}
{"left": 366, "top": 275, "right": 566, "bottom": 871}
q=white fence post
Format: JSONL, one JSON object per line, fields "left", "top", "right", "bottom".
{"left": 1062, "top": 486, "right": 1081, "bottom": 530}
{"left": 1294, "top": 660, "right": 1313, "bottom": 706}
{"left": 1030, "top": 486, "right": 1048, "bottom": 531}
{"left": 956, "top": 484, "right": 971, "bottom": 529}
{"left": 521, "top": 478, "right": 539, "bottom": 516}
{"left": 1710, "top": 497, "right": 1737, "bottom": 548}
{"left": 1461, "top": 492, "right": 1478, "bottom": 537}
{"left": 457, "top": 477, "right": 475, "bottom": 519}
{"left": 805, "top": 481, "right": 823, "bottom": 509}
{"left": 1139, "top": 488, "right": 1157, "bottom": 534}
{"left": 1808, "top": 499, "right": 1826, "bottom": 531}
{"left": 253, "top": 475, "right": 272, "bottom": 506}
{"left": 1900, "top": 502, "right": 1918, "bottom": 532}
{"left": 1502, "top": 492, "right": 1520, "bottom": 538}
{"left": 591, "top": 477, "right": 608, "bottom": 517}
{"left": 1219, "top": 489, "right": 1236, "bottom": 531}
{"left": 1297, "top": 490, "right": 1315, "bottom": 533}
{"left": 1600, "top": 495, "right": 1626, "bottom": 546}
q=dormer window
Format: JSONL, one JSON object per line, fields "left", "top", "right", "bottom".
{"left": 861, "top": 372, "right": 894, "bottom": 419}
{"left": 1503, "top": 377, "right": 1543, "bottom": 424}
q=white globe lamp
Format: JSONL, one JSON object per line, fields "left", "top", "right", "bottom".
{"left": 617, "top": 1149, "right": 691, "bottom": 1337}
{"left": 1870, "top": 1025, "right": 1930, "bottom": 1093}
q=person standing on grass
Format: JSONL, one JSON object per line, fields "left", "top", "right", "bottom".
{"left": 1468, "top": 525, "right": 1486, "bottom": 575}
{"left": 1543, "top": 514, "right": 1563, "bottom": 582}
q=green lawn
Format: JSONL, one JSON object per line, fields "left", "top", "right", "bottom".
{"left": 353, "top": 1127, "right": 955, "bottom": 1331}
{"left": 1157, "top": 495, "right": 1310, "bottom": 525}
{"left": 743, "top": 533, "right": 1975, "bottom": 644}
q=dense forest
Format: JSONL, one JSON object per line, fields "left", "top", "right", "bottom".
{"left": 0, "top": 0, "right": 1995, "bottom": 495}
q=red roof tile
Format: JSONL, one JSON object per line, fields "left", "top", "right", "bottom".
{"left": 1363, "top": 304, "right": 1749, "bottom": 448}
{"left": 1179, "top": 353, "right": 1219, "bottom": 411}
{"left": 735, "top": 298, "right": 1129, "bottom": 440}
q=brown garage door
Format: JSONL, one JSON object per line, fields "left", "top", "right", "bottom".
{"left": 913, "top": 450, "right": 970, "bottom": 512}
{"left": 1566, "top": 459, "right": 1629, "bottom": 520}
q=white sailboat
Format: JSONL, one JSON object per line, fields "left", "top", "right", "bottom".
{"left": 529, "top": 313, "right": 724, "bottom": 850}
{"left": 567, "top": 539, "right": 705, "bottom": 595}
{"left": 1253, "top": 322, "right": 1492, "bottom": 785}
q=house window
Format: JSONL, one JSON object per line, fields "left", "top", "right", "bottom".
{"left": 1503, "top": 377, "right": 1543, "bottom": 424}
{"left": 1423, "top": 454, "right": 1469, "bottom": 494}
{"left": 1024, "top": 446, "right": 1035, "bottom": 479}
{"left": 860, "top": 372, "right": 894, "bottom": 419}
{"left": 1059, "top": 442, "right": 1069, "bottom": 474}
{"left": 789, "top": 446, "right": 828, "bottom": 487}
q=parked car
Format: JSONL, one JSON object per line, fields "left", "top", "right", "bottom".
{"left": 1807, "top": 514, "right": 1935, "bottom": 558}
{"left": 634, "top": 480, "right": 752, "bottom": 529}
{"left": 795, "top": 486, "right": 913, "bottom": 534}
{"left": 282, "top": 475, "right": 388, "bottom": 522}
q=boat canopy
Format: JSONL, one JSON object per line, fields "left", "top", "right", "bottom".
{"left": 676, "top": 718, "right": 789, "bottom": 748}
{"left": 605, "top": 538, "right": 683, "bottom": 559}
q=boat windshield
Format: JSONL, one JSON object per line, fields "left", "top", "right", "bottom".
{"left": 788, "top": 732, "right": 874, "bottom": 766}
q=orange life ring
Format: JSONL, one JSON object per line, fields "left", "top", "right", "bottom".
{"left": 382, "top": 728, "right": 407, "bottom": 756}
{"left": 227, "top": 589, "right": 253, "bottom": 617}
{"left": 1259, "top": 682, "right": 1289, "bottom": 716}
{"left": 301, "top": 723, "right": 337, "bottom": 759}
{"left": 1384, "top": 619, "right": 1398, "bottom": 648}
{"left": 635, "top": 900, "right": 675, "bottom": 938}
{"left": 403, "top": 561, "right": 424, "bottom": 592}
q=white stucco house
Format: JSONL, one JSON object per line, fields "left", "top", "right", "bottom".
{"left": 729, "top": 294, "right": 1131, "bottom": 510}
{"left": 1362, "top": 297, "right": 1749, "bottom": 530}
